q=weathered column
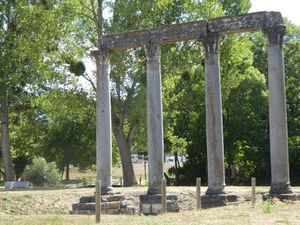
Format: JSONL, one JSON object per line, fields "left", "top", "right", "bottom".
{"left": 93, "top": 49, "right": 113, "bottom": 194}
{"left": 146, "top": 43, "right": 164, "bottom": 195}
{"left": 140, "top": 43, "right": 179, "bottom": 215}
{"left": 264, "top": 26, "right": 292, "bottom": 194}
{"left": 202, "top": 35, "right": 226, "bottom": 195}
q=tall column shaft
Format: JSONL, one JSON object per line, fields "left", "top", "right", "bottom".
{"left": 146, "top": 44, "right": 164, "bottom": 195}
{"left": 94, "top": 50, "right": 113, "bottom": 194}
{"left": 202, "top": 35, "right": 225, "bottom": 195}
{"left": 264, "top": 26, "right": 292, "bottom": 194}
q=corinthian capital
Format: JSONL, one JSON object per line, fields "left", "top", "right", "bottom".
{"left": 263, "top": 26, "right": 285, "bottom": 47}
{"left": 199, "top": 34, "right": 221, "bottom": 54}
{"left": 145, "top": 43, "right": 161, "bottom": 60}
{"left": 91, "top": 46, "right": 111, "bottom": 64}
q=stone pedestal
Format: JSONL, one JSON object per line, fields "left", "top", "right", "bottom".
{"left": 201, "top": 194, "right": 239, "bottom": 208}
{"left": 71, "top": 194, "right": 135, "bottom": 215}
{"left": 139, "top": 194, "right": 179, "bottom": 215}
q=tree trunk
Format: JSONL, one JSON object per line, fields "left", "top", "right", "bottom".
{"left": 112, "top": 123, "right": 137, "bottom": 186}
{"left": 0, "top": 93, "right": 15, "bottom": 181}
{"left": 174, "top": 151, "right": 180, "bottom": 185}
{"left": 65, "top": 163, "right": 70, "bottom": 181}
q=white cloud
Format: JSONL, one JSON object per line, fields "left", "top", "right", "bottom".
{"left": 250, "top": 0, "right": 300, "bottom": 25}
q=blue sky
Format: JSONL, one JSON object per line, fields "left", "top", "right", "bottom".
{"left": 250, "top": 0, "right": 300, "bottom": 25}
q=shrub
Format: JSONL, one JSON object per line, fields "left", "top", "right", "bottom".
{"left": 24, "top": 157, "right": 60, "bottom": 186}
{"left": 260, "top": 198, "right": 273, "bottom": 214}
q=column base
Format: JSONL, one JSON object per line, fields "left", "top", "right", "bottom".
{"left": 264, "top": 184, "right": 299, "bottom": 201}
{"left": 101, "top": 186, "right": 114, "bottom": 195}
{"left": 263, "top": 192, "right": 300, "bottom": 201}
{"left": 139, "top": 194, "right": 179, "bottom": 215}
{"left": 270, "top": 183, "right": 293, "bottom": 195}
{"left": 147, "top": 188, "right": 161, "bottom": 195}
{"left": 201, "top": 193, "right": 239, "bottom": 208}
{"left": 205, "top": 185, "right": 226, "bottom": 195}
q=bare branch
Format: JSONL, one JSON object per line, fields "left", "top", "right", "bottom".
{"left": 82, "top": 72, "right": 96, "bottom": 92}
{"left": 79, "top": 0, "right": 94, "bottom": 14}
{"left": 79, "top": 12, "right": 95, "bottom": 22}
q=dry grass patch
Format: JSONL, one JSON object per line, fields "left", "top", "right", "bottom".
{"left": 1, "top": 202, "right": 300, "bottom": 225}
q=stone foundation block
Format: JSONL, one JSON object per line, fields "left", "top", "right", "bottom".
{"left": 71, "top": 194, "right": 135, "bottom": 215}
{"left": 5, "top": 181, "right": 29, "bottom": 189}
{"left": 201, "top": 194, "right": 239, "bottom": 208}
{"left": 139, "top": 194, "right": 179, "bottom": 215}
{"left": 263, "top": 192, "right": 300, "bottom": 201}
{"left": 79, "top": 194, "right": 125, "bottom": 203}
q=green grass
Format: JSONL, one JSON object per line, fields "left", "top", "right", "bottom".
{"left": 260, "top": 198, "right": 273, "bottom": 213}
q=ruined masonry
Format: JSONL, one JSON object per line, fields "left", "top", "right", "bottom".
{"left": 72, "top": 11, "right": 295, "bottom": 215}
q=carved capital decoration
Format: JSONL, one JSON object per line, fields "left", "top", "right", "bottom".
{"left": 199, "top": 34, "right": 221, "bottom": 54}
{"left": 145, "top": 43, "right": 161, "bottom": 60}
{"left": 263, "top": 26, "right": 285, "bottom": 47}
{"left": 91, "top": 46, "right": 111, "bottom": 64}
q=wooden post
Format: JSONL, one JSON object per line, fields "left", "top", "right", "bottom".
{"left": 120, "top": 178, "right": 123, "bottom": 187}
{"left": 196, "top": 178, "right": 201, "bottom": 210}
{"left": 139, "top": 175, "right": 142, "bottom": 186}
{"left": 251, "top": 177, "right": 256, "bottom": 208}
{"left": 95, "top": 180, "right": 101, "bottom": 223}
{"left": 144, "top": 160, "right": 147, "bottom": 181}
{"left": 161, "top": 178, "right": 167, "bottom": 213}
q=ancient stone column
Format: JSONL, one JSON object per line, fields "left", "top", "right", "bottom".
{"left": 94, "top": 49, "right": 113, "bottom": 194}
{"left": 264, "top": 26, "right": 292, "bottom": 194}
{"left": 201, "top": 35, "right": 226, "bottom": 195}
{"left": 146, "top": 43, "right": 164, "bottom": 195}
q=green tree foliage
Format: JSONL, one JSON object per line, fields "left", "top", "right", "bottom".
{"left": 35, "top": 89, "right": 96, "bottom": 180}
{"left": 219, "top": 0, "right": 251, "bottom": 16}
{"left": 24, "top": 157, "right": 60, "bottom": 186}
{"left": 0, "top": 0, "right": 81, "bottom": 181}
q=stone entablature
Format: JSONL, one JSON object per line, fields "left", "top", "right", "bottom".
{"left": 100, "top": 11, "right": 284, "bottom": 51}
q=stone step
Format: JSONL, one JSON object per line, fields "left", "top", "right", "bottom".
{"left": 226, "top": 201, "right": 243, "bottom": 206}
{"left": 71, "top": 194, "right": 135, "bottom": 215}
{"left": 70, "top": 210, "right": 95, "bottom": 215}
{"left": 201, "top": 194, "right": 240, "bottom": 208}
{"left": 72, "top": 201, "right": 124, "bottom": 211}
{"left": 72, "top": 203, "right": 95, "bottom": 211}
{"left": 79, "top": 194, "right": 126, "bottom": 203}
{"left": 79, "top": 196, "right": 94, "bottom": 203}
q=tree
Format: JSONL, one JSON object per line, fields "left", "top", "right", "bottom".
{"left": 37, "top": 89, "right": 96, "bottom": 180}
{"left": 0, "top": 0, "right": 82, "bottom": 181}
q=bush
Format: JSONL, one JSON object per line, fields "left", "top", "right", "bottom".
{"left": 24, "top": 157, "right": 60, "bottom": 186}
